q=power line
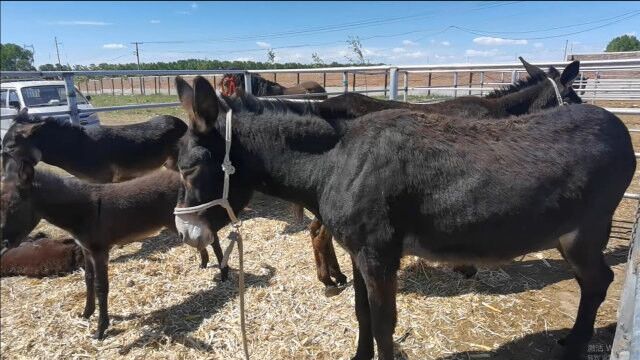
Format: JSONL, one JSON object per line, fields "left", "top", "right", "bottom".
{"left": 138, "top": 2, "right": 521, "bottom": 45}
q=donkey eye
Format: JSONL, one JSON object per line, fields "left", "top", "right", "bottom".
{"left": 180, "top": 166, "right": 197, "bottom": 176}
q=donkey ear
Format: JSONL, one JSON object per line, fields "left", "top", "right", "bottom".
{"left": 560, "top": 60, "right": 580, "bottom": 86}
{"left": 15, "top": 122, "right": 45, "bottom": 138}
{"left": 519, "top": 57, "right": 545, "bottom": 79}
{"left": 191, "top": 76, "right": 219, "bottom": 134}
{"left": 176, "top": 76, "right": 195, "bottom": 115}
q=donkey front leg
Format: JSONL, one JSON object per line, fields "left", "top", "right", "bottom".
{"left": 81, "top": 249, "right": 95, "bottom": 319}
{"left": 210, "top": 233, "right": 229, "bottom": 281}
{"left": 92, "top": 252, "right": 110, "bottom": 340}
{"left": 199, "top": 247, "right": 209, "bottom": 269}
{"left": 352, "top": 250, "right": 400, "bottom": 360}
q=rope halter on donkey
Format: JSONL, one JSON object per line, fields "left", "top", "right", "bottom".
{"left": 173, "top": 109, "right": 250, "bottom": 360}
{"left": 547, "top": 77, "right": 566, "bottom": 106}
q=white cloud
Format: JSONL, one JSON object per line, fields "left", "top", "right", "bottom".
{"left": 441, "top": 41, "right": 450, "bottom": 46}
{"left": 191, "top": 2, "right": 198, "bottom": 9}
{"left": 51, "top": 20, "right": 111, "bottom": 26}
{"left": 256, "top": 41, "right": 271, "bottom": 48}
{"left": 626, "top": 32, "right": 637, "bottom": 37}
{"left": 465, "top": 49, "right": 499, "bottom": 57}
{"left": 473, "top": 37, "right": 527, "bottom": 46}
{"left": 392, "top": 47, "right": 406, "bottom": 53}
{"left": 150, "top": 19, "right": 161, "bottom": 24}
{"left": 402, "top": 39, "right": 417, "bottom": 46}
{"left": 534, "top": 42, "right": 544, "bottom": 48}
{"left": 103, "top": 43, "right": 125, "bottom": 49}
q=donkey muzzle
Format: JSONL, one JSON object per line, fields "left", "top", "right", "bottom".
{"left": 174, "top": 213, "right": 215, "bottom": 250}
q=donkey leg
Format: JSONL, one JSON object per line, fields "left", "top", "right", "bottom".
{"left": 323, "top": 229, "right": 347, "bottom": 286}
{"left": 81, "top": 249, "right": 96, "bottom": 319}
{"left": 311, "top": 226, "right": 337, "bottom": 292}
{"left": 211, "top": 234, "right": 229, "bottom": 281}
{"left": 452, "top": 264, "right": 478, "bottom": 278}
{"left": 557, "top": 222, "right": 614, "bottom": 359}
{"left": 93, "top": 252, "right": 110, "bottom": 340}
{"left": 199, "top": 248, "right": 209, "bottom": 269}
{"left": 351, "top": 257, "right": 374, "bottom": 360}
{"left": 355, "top": 250, "right": 400, "bottom": 360}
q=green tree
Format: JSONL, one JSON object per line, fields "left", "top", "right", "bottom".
{"left": 266, "top": 49, "right": 276, "bottom": 66}
{"left": 0, "top": 43, "right": 36, "bottom": 71}
{"left": 605, "top": 35, "right": 640, "bottom": 52}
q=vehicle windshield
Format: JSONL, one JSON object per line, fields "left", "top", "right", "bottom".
{"left": 20, "top": 85, "right": 87, "bottom": 107}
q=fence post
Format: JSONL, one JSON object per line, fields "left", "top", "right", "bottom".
{"left": 479, "top": 71, "right": 484, "bottom": 96}
{"left": 468, "top": 72, "right": 473, "bottom": 95}
{"left": 342, "top": 72, "right": 348, "bottom": 93}
{"left": 383, "top": 72, "right": 388, "bottom": 97}
{"left": 167, "top": 76, "right": 171, "bottom": 95}
{"left": 94, "top": 80, "right": 98, "bottom": 94}
{"left": 63, "top": 73, "right": 79, "bottom": 125}
{"left": 100, "top": 78, "right": 104, "bottom": 94}
{"left": 296, "top": 72, "right": 300, "bottom": 85}
{"left": 427, "top": 73, "right": 432, "bottom": 96}
{"left": 140, "top": 77, "right": 145, "bottom": 95}
{"left": 130, "top": 78, "right": 134, "bottom": 94}
{"left": 453, "top": 72, "right": 458, "bottom": 98}
{"left": 244, "top": 73, "right": 252, "bottom": 95}
{"left": 154, "top": 76, "right": 158, "bottom": 94}
{"left": 388, "top": 67, "right": 398, "bottom": 100}
{"left": 121, "top": 78, "right": 124, "bottom": 95}
{"left": 111, "top": 78, "right": 115, "bottom": 96}
{"left": 403, "top": 72, "right": 409, "bottom": 102}
{"left": 511, "top": 70, "right": 517, "bottom": 84}
{"left": 592, "top": 71, "right": 599, "bottom": 104}
{"left": 352, "top": 73, "right": 356, "bottom": 92}
{"left": 274, "top": 73, "right": 277, "bottom": 83}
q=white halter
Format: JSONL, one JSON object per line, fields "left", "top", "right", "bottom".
{"left": 546, "top": 77, "right": 565, "bottom": 106}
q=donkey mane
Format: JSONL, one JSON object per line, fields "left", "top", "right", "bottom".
{"left": 10, "top": 112, "right": 86, "bottom": 135}
{"left": 485, "top": 71, "right": 549, "bottom": 99}
{"left": 225, "top": 73, "right": 281, "bottom": 96}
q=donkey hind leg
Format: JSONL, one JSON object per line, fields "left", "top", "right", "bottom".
{"left": 352, "top": 250, "right": 400, "bottom": 360}
{"left": 210, "top": 233, "right": 229, "bottom": 281}
{"left": 93, "top": 252, "right": 110, "bottom": 340}
{"left": 557, "top": 220, "right": 614, "bottom": 360}
{"left": 351, "top": 257, "right": 374, "bottom": 360}
{"left": 311, "top": 223, "right": 339, "bottom": 293}
{"left": 81, "top": 249, "right": 96, "bottom": 319}
{"left": 199, "top": 247, "right": 209, "bottom": 269}
{"left": 322, "top": 228, "right": 348, "bottom": 286}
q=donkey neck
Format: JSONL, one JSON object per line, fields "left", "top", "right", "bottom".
{"left": 33, "top": 123, "right": 88, "bottom": 170}
{"left": 494, "top": 82, "right": 550, "bottom": 116}
{"left": 32, "top": 171, "right": 94, "bottom": 236}
{"left": 224, "top": 110, "right": 337, "bottom": 212}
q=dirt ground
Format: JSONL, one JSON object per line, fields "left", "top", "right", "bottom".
{"left": 1, "top": 103, "right": 639, "bottom": 360}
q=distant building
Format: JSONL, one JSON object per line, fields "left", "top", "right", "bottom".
{"left": 566, "top": 51, "right": 640, "bottom": 61}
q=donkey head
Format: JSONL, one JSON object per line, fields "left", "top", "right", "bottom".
{"left": 173, "top": 76, "right": 245, "bottom": 249}
{"left": 519, "top": 57, "right": 582, "bottom": 107}
{"left": 1, "top": 152, "right": 40, "bottom": 251}
{"left": 1, "top": 109, "right": 44, "bottom": 168}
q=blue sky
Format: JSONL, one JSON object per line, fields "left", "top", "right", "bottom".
{"left": 1, "top": 1, "right": 639, "bottom": 66}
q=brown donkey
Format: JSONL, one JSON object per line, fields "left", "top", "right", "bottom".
{"left": 1, "top": 232, "right": 84, "bottom": 277}
{"left": 0, "top": 161, "right": 227, "bottom": 339}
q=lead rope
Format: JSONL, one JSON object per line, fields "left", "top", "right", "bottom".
{"left": 547, "top": 77, "right": 565, "bottom": 106}
{"left": 173, "top": 109, "right": 250, "bottom": 360}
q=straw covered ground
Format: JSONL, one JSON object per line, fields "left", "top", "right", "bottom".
{"left": 1, "top": 103, "right": 639, "bottom": 360}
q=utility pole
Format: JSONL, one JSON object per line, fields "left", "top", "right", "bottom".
{"left": 132, "top": 42, "right": 142, "bottom": 70}
{"left": 131, "top": 42, "right": 144, "bottom": 94}
{"left": 562, "top": 39, "right": 569, "bottom": 61}
{"left": 54, "top": 37, "right": 62, "bottom": 67}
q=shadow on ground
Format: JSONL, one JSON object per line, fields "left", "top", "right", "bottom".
{"left": 117, "top": 265, "right": 276, "bottom": 354}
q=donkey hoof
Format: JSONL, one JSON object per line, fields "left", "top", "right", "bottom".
{"left": 81, "top": 308, "right": 95, "bottom": 319}
{"left": 555, "top": 336, "right": 588, "bottom": 360}
{"left": 324, "top": 285, "right": 340, "bottom": 297}
{"left": 93, "top": 329, "right": 107, "bottom": 340}
{"left": 335, "top": 275, "right": 348, "bottom": 286}
{"left": 219, "top": 266, "right": 230, "bottom": 282}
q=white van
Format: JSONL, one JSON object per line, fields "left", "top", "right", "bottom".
{"left": 1, "top": 80, "right": 100, "bottom": 140}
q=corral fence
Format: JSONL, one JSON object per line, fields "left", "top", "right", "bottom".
{"left": 2, "top": 59, "right": 640, "bottom": 358}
